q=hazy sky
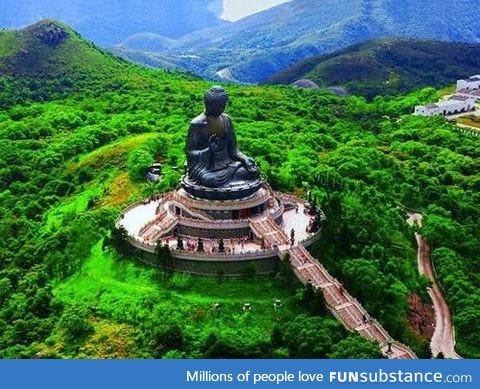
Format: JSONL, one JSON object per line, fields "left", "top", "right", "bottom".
{"left": 222, "top": 0, "right": 291, "bottom": 21}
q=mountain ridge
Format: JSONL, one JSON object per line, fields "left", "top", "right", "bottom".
{"left": 114, "top": 0, "right": 480, "bottom": 83}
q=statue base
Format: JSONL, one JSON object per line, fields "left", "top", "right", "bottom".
{"left": 116, "top": 183, "right": 325, "bottom": 276}
{"left": 181, "top": 176, "right": 263, "bottom": 201}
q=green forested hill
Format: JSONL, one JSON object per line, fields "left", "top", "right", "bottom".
{"left": 267, "top": 39, "right": 480, "bottom": 99}
{"left": 0, "top": 20, "right": 170, "bottom": 108}
{"left": 0, "top": 20, "right": 121, "bottom": 76}
{"left": 0, "top": 22, "right": 479, "bottom": 359}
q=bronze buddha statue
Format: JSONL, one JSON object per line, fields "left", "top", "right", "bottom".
{"left": 182, "top": 86, "right": 262, "bottom": 200}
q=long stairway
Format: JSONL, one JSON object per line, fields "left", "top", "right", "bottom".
{"left": 288, "top": 245, "right": 416, "bottom": 359}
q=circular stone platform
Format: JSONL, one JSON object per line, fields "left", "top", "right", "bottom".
{"left": 117, "top": 184, "right": 325, "bottom": 276}
{"left": 182, "top": 176, "right": 263, "bottom": 201}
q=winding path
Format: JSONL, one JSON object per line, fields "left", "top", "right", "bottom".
{"left": 408, "top": 213, "right": 461, "bottom": 359}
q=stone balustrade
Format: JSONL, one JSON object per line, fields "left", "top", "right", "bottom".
{"left": 125, "top": 235, "right": 279, "bottom": 262}
{"left": 139, "top": 209, "right": 167, "bottom": 236}
{"left": 178, "top": 216, "right": 251, "bottom": 230}
{"left": 169, "top": 199, "right": 214, "bottom": 221}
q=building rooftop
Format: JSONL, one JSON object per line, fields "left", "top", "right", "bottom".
{"left": 458, "top": 88, "right": 480, "bottom": 96}
{"left": 460, "top": 75, "right": 480, "bottom": 83}
{"left": 449, "top": 95, "right": 472, "bottom": 101}
{"left": 435, "top": 99, "right": 470, "bottom": 108}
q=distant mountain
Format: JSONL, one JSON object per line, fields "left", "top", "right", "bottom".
{"left": 118, "top": 33, "right": 176, "bottom": 52}
{"left": 116, "top": 0, "right": 480, "bottom": 83}
{"left": 0, "top": 0, "right": 226, "bottom": 46}
{"left": 266, "top": 39, "right": 480, "bottom": 99}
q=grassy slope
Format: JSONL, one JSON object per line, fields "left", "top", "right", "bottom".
{"left": 267, "top": 39, "right": 480, "bottom": 99}
{"left": 0, "top": 20, "right": 199, "bottom": 109}
{"left": 41, "top": 133, "right": 159, "bottom": 232}
{"left": 50, "top": 240, "right": 303, "bottom": 358}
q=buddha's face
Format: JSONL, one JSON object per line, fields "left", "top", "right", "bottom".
{"left": 205, "top": 100, "right": 227, "bottom": 117}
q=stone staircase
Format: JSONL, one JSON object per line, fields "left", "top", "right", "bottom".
{"left": 139, "top": 212, "right": 178, "bottom": 243}
{"left": 250, "top": 216, "right": 289, "bottom": 247}
{"left": 288, "top": 245, "right": 416, "bottom": 359}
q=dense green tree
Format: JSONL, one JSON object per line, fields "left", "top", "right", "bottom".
{"left": 283, "top": 315, "right": 344, "bottom": 358}
{"left": 153, "top": 324, "right": 184, "bottom": 357}
{"left": 127, "top": 146, "right": 154, "bottom": 182}
{"left": 277, "top": 253, "right": 296, "bottom": 289}
{"left": 328, "top": 334, "right": 383, "bottom": 359}
{"left": 59, "top": 309, "right": 93, "bottom": 342}
{"left": 302, "top": 283, "right": 327, "bottom": 316}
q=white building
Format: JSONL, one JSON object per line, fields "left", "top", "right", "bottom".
{"left": 414, "top": 95, "right": 475, "bottom": 117}
{"left": 456, "top": 75, "right": 480, "bottom": 91}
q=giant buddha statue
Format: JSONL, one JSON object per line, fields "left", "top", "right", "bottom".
{"left": 182, "top": 86, "right": 262, "bottom": 200}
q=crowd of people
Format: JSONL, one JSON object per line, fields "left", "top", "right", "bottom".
{"left": 170, "top": 236, "right": 256, "bottom": 255}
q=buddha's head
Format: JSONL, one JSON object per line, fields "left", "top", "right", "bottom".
{"left": 204, "top": 86, "right": 228, "bottom": 117}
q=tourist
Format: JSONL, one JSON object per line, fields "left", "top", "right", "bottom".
{"left": 363, "top": 314, "right": 369, "bottom": 324}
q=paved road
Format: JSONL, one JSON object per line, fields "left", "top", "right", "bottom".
{"left": 408, "top": 213, "right": 461, "bottom": 359}
{"left": 415, "top": 233, "right": 462, "bottom": 359}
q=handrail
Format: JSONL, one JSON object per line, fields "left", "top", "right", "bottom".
{"left": 139, "top": 209, "right": 168, "bottom": 236}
